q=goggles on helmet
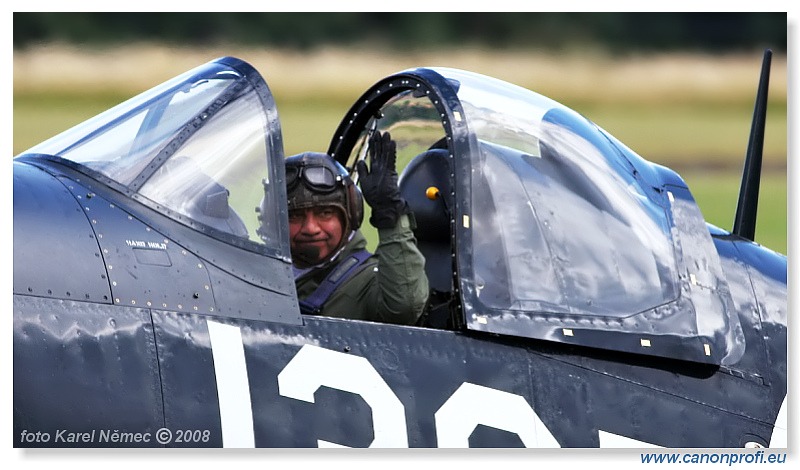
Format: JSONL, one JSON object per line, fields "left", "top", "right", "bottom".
{"left": 286, "top": 163, "right": 343, "bottom": 193}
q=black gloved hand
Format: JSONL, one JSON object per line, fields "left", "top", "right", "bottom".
{"left": 356, "top": 131, "right": 408, "bottom": 229}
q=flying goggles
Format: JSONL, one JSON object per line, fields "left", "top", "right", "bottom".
{"left": 285, "top": 163, "right": 345, "bottom": 193}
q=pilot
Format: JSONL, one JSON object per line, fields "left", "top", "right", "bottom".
{"left": 286, "top": 131, "right": 428, "bottom": 325}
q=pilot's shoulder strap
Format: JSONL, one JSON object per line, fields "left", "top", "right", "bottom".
{"left": 298, "top": 249, "right": 372, "bottom": 315}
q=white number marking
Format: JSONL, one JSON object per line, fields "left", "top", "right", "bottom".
{"left": 598, "top": 430, "right": 661, "bottom": 448}
{"left": 278, "top": 344, "right": 408, "bottom": 448}
{"left": 769, "top": 395, "right": 787, "bottom": 448}
{"left": 435, "top": 382, "right": 559, "bottom": 448}
{"left": 207, "top": 320, "right": 255, "bottom": 448}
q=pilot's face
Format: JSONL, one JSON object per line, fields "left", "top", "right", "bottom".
{"left": 289, "top": 205, "right": 344, "bottom": 264}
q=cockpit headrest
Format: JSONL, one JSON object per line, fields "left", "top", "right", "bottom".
{"left": 398, "top": 148, "right": 451, "bottom": 242}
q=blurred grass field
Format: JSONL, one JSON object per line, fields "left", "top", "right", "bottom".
{"left": 13, "top": 44, "right": 788, "bottom": 254}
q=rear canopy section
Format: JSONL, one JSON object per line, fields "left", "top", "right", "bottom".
{"left": 330, "top": 67, "right": 743, "bottom": 365}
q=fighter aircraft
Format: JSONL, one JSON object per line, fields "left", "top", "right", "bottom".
{"left": 13, "top": 51, "right": 786, "bottom": 448}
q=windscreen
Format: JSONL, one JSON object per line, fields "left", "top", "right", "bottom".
{"left": 23, "top": 61, "right": 278, "bottom": 248}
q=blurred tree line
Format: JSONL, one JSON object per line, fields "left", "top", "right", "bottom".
{"left": 13, "top": 12, "right": 786, "bottom": 53}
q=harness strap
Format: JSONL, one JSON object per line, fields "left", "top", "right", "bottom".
{"left": 298, "top": 249, "right": 372, "bottom": 315}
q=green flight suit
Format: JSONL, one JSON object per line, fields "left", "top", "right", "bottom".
{"left": 294, "top": 214, "right": 428, "bottom": 325}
